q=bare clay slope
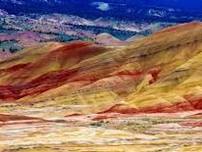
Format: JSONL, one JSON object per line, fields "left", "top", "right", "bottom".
{"left": 0, "top": 22, "right": 202, "bottom": 114}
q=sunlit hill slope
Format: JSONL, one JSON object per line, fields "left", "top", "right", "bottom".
{"left": 0, "top": 22, "right": 202, "bottom": 114}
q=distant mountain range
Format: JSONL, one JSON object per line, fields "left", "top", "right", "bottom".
{"left": 1, "top": 0, "right": 202, "bottom": 22}
{"left": 0, "top": 8, "right": 173, "bottom": 53}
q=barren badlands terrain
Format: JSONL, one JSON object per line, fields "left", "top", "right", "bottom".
{"left": 0, "top": 22, "right": 202, "bottom": 151}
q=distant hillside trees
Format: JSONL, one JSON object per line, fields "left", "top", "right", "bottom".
{"left": 0, "top": 40, "right": 22, "bottom": 53}
{"left": 55, "top": 33, "right": 80, "bottom": 42}
{"left": 69, "top": 24, "right": 137, "bottom": 40}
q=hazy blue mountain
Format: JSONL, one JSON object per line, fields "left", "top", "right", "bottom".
{"left": 0, "top": 0, "right": 202, "bottom": 22}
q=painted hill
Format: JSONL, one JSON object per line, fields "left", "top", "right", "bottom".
{"left": 0, "top": 22, "right": 202, "bottom": 115}
{"left": 95, "top": 33, "right": 126, "bottom": 46}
